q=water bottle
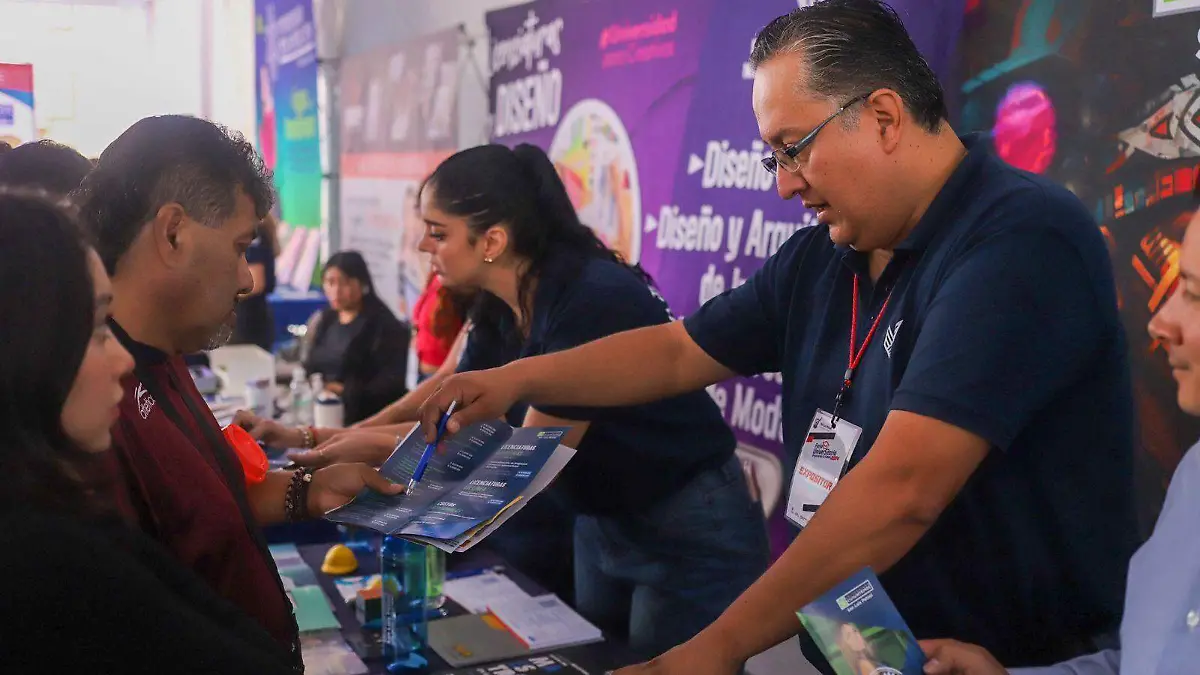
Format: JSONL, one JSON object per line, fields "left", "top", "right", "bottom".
{"left": 289, "top": 366, "right": 313, "bottom": 427}
{"left": 426, "top": 546, "right": 446, "bottom": 610}
{"left": 380, "top": 536, "right": 428, "bottom": 671}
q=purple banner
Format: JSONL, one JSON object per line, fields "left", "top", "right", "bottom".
{"left": 488, "top": 0, "right": 965, "bottom": 557}
{"left": 487, "top": 0, "right": 714, "bottom": 268}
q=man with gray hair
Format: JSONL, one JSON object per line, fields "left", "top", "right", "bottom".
{"left": 417, "top": 2, "right": 1138, "bottom": 674}
{"left": 75, "top": 115, "right": 402, "bottom": 668}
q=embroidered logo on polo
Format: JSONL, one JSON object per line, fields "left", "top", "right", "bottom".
{"left": 134, "top": 382, "right": 156, "bottom": 420}
{"left": 883, "top": 319, "right": 904, "bottom": 359}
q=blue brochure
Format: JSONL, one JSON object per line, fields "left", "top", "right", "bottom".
{"left": 325, "top": 422, "right": 575, "bottom": 553}
{"left": 797, "top": 568, "right": 925, "bottom": 675}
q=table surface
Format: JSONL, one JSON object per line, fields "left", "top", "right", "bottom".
{"left": 297, "top": 542, "right": 637, "bottom": 674}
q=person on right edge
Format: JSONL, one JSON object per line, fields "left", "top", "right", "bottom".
{"left": 417, "top": 2, "right": 1138, "bottom": 674}
{"left": 918, "top": 183, "right": 1200, "bottom": 675}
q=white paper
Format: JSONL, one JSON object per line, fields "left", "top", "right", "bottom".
{"left": 443, "top": 571, "right": 531, "bottom": 614}
{"left": 487, "top": 594, "right": 603, "bottom": 651}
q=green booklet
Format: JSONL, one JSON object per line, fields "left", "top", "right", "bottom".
{"left": 797, "top": 568, "right": 924, "bottom": 675}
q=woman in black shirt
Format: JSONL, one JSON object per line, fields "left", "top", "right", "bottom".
{"left": 414, "top": 145, "right": 771, "bottom": 659}
{"left": 0, "top": 189, "right": 296, "bottom": 674}
{"left": 302, "top": 250, "right": 410, "bottom": 423}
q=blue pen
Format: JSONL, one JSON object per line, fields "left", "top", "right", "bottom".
{"left": 407, "top": 400, "right": 457, "bottom": 493}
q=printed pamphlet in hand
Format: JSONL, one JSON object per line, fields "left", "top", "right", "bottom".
{"left": 797, "top": 568, "right": 924, "bottom": 675}
{"left": 325, "top": 421, "right": 575, "bottom": 553}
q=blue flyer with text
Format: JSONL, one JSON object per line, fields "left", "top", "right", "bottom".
{"left": 326, "top": 422, "right": 575, "bottom": 553}
{"left": 797, "top": 568, "right": 925, "bottom": 675}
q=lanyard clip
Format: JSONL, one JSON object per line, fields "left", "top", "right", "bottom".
{"left": 831, "top": 369, "right": 854, "bottom": 428}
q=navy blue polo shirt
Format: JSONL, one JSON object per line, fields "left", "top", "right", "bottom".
{"left": 683, "top": 135, "right": 1138, "bottom": 666}
{"left": 460, "top": 253, "right": 735, "bottom": 516}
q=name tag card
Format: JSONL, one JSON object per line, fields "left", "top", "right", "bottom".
{"left": 785, "top": 409, "right": 863, "bottom": 529}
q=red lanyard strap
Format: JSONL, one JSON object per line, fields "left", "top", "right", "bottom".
{"left": 832, "top": 274, "right": 893, "bottom": 422}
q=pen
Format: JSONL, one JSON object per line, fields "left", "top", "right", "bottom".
{"left": 407, "top": 400, "right": 457, "bottom": 493}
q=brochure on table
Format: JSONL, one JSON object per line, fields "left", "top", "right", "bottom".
{"left": 797, "top": 567, "right": 925, "bottom": 675}
{"left": 325, "top": 422, "right": 576, "bottom": 553}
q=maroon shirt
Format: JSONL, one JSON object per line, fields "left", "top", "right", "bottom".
{"left": 108, "top": 321, "right": 300, "bottom": 661}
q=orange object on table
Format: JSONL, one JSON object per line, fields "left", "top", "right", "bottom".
{"left": 222, "top": 423, "right": 268, "bottom": 484}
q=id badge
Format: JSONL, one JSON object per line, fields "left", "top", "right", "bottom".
{"left": 785, "top": 409, "right": 863, "bottom": 529}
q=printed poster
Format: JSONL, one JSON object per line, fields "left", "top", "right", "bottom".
{"left": 0, "top": 64, "right": 35, "bottom": 147}
{"left": 339, "top": 27, "right": 462, "bottom": 319}
{"left": 255, "top": 0, "right": 323, "bottom": 289}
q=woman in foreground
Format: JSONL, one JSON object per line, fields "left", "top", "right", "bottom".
{"left": 0, "top": 190, "right": 297, "bottom": 674}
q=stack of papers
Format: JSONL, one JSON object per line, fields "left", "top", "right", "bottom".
{"left": 443, "top": 571, "right": 531, "bottom": 614}
{"left": 487, "top": 595, "right": 603, "bottom": 651}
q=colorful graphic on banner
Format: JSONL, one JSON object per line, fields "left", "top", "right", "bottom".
{"left": 487, "top": 0, "right": 714, "bottom": 271}
{"left": 956, "top": 0, "right": 1200, "bottom": 535}
{"left": 255, "top": 0, "right": 322, "bottom": 289}
{"left": 488, "top": 0, "right": 962, "bottom": 557}
{"left": 0, "top": 64, "right": 35, "bottom": 147}
{"left": 339, "top": 27, "right": 462, "bottom": 319}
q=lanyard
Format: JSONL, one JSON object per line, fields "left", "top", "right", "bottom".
{"left": 831, "top": 274, "right": 893, "bottom": 424}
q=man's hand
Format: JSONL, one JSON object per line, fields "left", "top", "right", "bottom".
{"left": 289, "top": 431, "right": 397, "bottom": 468}
{"left": 612, "top": 634, "right": 741, "bottom": 675}
{"left": 233, "top": 410, "right": 303, "bottom": 447}
{"left": 418, "top": 368, "right": 524, "bottom": 441}
{"left": 919, "top": 640, "right": 1007, "bottom": 675}
{"left": 307, "top": 463, "right": 404, "bottom": 516}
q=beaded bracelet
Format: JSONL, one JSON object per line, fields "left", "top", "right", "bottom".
{"left": 284, "top": 468, "right": 314, "bottom": 522}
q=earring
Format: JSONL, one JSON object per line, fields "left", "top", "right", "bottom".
{"left": 484, "top": 257, "right": 494, "bottom": 264}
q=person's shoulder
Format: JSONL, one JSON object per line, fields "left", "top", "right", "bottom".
{"left": 557, "top": 256, "right": 651, "bottom": 303}
{"left": 972, "top": 154, "right": 1098, "bottom": 242}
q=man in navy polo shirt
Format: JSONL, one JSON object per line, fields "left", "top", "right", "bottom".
{"left": 419, "top": 1, "right": 1138, "bottom": 674}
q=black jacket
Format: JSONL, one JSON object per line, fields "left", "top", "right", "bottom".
{"left": 0, "top": 510, "right": 297, "bottom": 674}
{"left": 302, "top": 302, "right": 410, "bottom": 424}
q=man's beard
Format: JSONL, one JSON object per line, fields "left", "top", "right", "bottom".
{"left": 205, "top": 310, "right": 237, "bottom": 350}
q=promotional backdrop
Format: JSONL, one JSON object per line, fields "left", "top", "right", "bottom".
{"left": 0, "top": 64, "right": 35, "bottom": 147}
{"left": 487, "top": 0, "right": 965, "bottom": 557}
{"left": 256, "top": 0, "right": 323, "bottom": 289}
{"left": 338, "top": 27, "right": 463, "bottom": 319}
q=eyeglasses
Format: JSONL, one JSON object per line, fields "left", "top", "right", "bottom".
{"left": 760, "top": 93, "right": 872, "bottom": 176}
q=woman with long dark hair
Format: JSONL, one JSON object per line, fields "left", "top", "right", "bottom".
{"left": 412, "top": 144, "right": 770, "bottom": 658}
{"left": 0, "top": 189, "right": 296, "bottom": 674}
{"left": 301, "top": 250, "right": 410, "bottom": 423}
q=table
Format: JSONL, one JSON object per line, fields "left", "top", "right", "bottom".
{"left": 297, "top": 543, "right": 637, "bottom": 674}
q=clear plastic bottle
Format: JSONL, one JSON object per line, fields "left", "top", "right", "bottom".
{"left": 289, "top": 366, "right": 313, "bottom": 428}
{"left": 380, "top": 536, "right": 428, "bottom": 671}
{"left": 425, "top": 546, "right": 446, "bottom": 610}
